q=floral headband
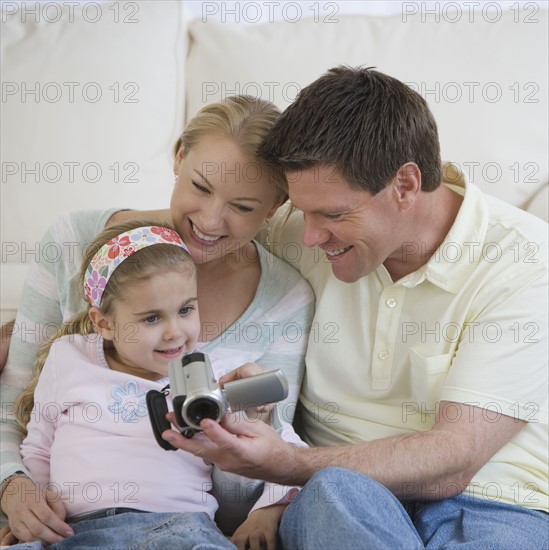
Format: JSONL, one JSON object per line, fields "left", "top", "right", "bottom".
{"left": 84, "top": 226, "right": 190, "bottom": 308}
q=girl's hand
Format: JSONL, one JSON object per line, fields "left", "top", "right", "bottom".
{"left": 231, "top": 504, "right": 287, "bottom": 550}
{"left": 1, "top": 476, "right": 73, "bottom": 544}
{"left": 0, "top": 526, "right": 18, "bottom": 546}
{"left": 218, "top": 362, "right": 267, "bottom": 386}
{"left": 220, "top": 363, "right": 275, "bottom": 423}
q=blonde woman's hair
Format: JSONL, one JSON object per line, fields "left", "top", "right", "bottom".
{"left": 174, "top": 95, "right": 288, "bottom": 202}
{"left": 15, "top": 221, "right": 195, "bottom": 434}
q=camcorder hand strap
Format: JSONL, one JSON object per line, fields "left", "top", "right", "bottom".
{"left": 147, "top": 385, "right": 197, "bottom": 450}
{"left": 147, "top": 385, "right": 177, "bottom": 451}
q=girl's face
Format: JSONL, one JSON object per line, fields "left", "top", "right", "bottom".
{"left": 97, "top": 270, "right": 199, "bottom": 380}
{"left": 170, "top": 134, "right": 282, "bottom": 265}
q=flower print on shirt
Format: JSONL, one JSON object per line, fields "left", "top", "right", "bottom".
{"left": 108, "top": 380, "right": 148, "bottom": 422}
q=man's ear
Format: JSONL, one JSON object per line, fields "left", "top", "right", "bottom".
{"left": 88, "top": 307, "right": 115, "bottom": 341}
{"left": 392, "top": 163, "right": 421, "bottom": 210}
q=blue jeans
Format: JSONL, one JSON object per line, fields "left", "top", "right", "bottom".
{"left": 12, "top": 509, "right": 236, "bottom": 549}
{"left": 280, "top": 467, "right": 549, "bottom": 549}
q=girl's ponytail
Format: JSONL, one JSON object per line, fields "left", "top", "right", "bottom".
{"left": 14, "top": 312, "right": 95, "bottom": 435}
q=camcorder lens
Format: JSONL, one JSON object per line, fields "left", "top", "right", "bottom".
{"left": 187, "top": 398, "right": 220, "bottom": 424}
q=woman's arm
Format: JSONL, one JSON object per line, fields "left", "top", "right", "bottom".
{"left": 0, "top": 320, "right": 15, "bottom": 372}
{"left": 1, "top": 211, "right": 115, "bottom": 482}
{"left": 0, "top": 210, "right": 116, "bottom": 540}
{"left": 105, "top": 208, "right": 171, "bottom": 227}
{"left": 4, "top": 350, "right": 73, "bottom": 544}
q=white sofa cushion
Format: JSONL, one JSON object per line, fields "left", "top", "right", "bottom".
{"left": 1, "top": 1, "right": 189, "bottom": 319}
{"left": 526, "top": 183, "right": 549, "bottom": 220}
{"left": 1, "top": 0, "right": 186, "bottom": 260}
{"left": 186, "top": 11, "right": 548, "bottom": 214}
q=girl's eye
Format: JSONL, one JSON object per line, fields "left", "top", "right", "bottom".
{"left": 192, "top": 181, "right": 210, "bottom": 193}
{"left": 145, "top": 315, "right": 159, "bottom": 324}
{"left": 179, "top": 306, "right": 195, "bottom": 316}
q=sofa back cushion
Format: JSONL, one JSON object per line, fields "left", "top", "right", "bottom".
{"left": 186, "top": 10, "right": 548, "bottom": 212}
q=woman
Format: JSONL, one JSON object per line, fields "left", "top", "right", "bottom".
{"left": 0, "top": 96, "right": 314, "bottom": 546}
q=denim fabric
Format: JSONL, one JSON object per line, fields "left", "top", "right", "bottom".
{"left": 11, "top": 510, "right": 236, "bottom": 549}
{"left": 279, "top": 467, "right": 549, "bottom": 550}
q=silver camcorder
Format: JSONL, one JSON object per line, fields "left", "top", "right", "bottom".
{"left": 147, "top": 352, "right": 289, "bottom": 450}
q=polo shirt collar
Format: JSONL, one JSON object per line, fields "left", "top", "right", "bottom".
{"left": 381, "top": 162, "right": 489, "bottom": 293}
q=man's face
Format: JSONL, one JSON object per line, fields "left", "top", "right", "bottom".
{"left": 288, "top": 166, "right": 403, "bottom": 283}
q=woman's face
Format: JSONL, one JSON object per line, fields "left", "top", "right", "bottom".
{"left": 170, "top": 134, "right": 281, "bottom": 265}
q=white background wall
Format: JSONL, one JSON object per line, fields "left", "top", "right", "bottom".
{"left": 183, "top": 0, "right": 548, "bottom": 21}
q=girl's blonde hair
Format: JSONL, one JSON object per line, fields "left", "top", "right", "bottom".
{"left": 15, "top": 221, "right": 195, "bottom": 434}
{"left": 174, "top": 95, "right": 288, "bottom": 202}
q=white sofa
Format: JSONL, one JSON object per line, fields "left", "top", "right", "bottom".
{"left": 1, "top": 0, "right": 548, "bottom": 323}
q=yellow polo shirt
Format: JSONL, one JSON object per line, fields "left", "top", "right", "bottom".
{"left": 268, "top": 165, "right": 548, "bottom": 512}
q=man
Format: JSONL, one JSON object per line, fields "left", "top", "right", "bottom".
{"left": 163, "top": 67, "right": 548, "bottom": 548}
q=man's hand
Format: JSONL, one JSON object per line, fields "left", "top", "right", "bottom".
{"left": 1, "top": 476, "right": 73, "bottom": 544}
{"left": 0, "top": 320, "right": 15, "bottom": 373}
{"left": 162, "top": 412, "right": 299, "bottom": 484}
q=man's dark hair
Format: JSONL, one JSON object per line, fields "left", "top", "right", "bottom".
{"left": 259, "top": 66, "right": 442, "bottom": 193}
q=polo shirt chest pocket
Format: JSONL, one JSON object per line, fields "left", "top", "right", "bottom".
{"left": 408, "top": 348, "right": 453, "bottom": 418}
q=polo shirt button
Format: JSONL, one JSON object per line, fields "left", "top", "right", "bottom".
{"left": 378, "top": 350, "right": 389, "bottom": 360}
{"left": 386, "top": 298, "right": 397, "bottom": 308}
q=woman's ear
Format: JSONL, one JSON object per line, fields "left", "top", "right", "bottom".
{"left": 266, "top": 194, "right": 287, "bottom": 219}
{"left": 88, "top": 307, "right": 115, "bottom": 341}
{"left": 173, "top": 145, "right": 185, "bottom": 174}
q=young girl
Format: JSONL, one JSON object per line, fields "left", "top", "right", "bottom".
{"left": 10, "top": 221, "right": 297, "bottom": 549}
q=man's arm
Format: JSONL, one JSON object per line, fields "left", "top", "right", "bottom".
{"left": 163, "top": 400, "right": 525, "bottom": 498}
